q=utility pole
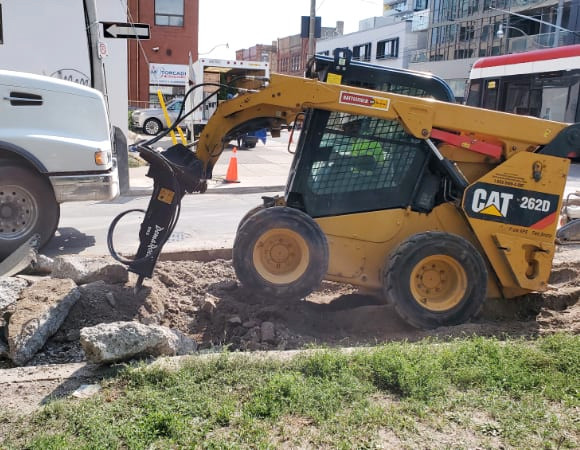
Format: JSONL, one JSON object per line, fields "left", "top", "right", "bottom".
{"left": 307, "top": 0, "right": 316, "bottom": 63}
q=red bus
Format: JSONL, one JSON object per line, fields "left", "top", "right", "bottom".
{"left": 466, "top": 45, "right": 580, "bottom": 123}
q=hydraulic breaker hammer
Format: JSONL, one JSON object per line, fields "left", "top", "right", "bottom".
{"left": 107, "top": 143, "right": 204, "bottom": 289}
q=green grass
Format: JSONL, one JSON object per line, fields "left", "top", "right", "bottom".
{"left": 3, "top": 334, "right": 578, "bottom": 449}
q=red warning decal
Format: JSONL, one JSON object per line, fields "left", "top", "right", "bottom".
{"left": 339, "top": 91, "right": 390, "bottom": 110}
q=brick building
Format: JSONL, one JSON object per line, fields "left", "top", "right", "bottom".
{"left": 236, "top": 21, "right": 343, "bottom": 76}
{"left": 277, "top": 21, "right": 344, "bottom": 75}
{"left": 236, "top": 43, "right": 278, "bottom": 72}
{"left": 127, "top": 0, "right": 199, "bottom": 107}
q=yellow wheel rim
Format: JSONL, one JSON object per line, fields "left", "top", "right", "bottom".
{"left": 252, "top": 228, "right": 309, "bottom": 284}
{"left": 409, "top": 255, "right": 467, "bottom": 312}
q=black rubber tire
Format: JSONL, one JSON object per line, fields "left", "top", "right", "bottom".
{"left": 236, "top": 204, "right": 265, "bottom": 232}
{"left": 143, "top": 118, "right": 162, "bottom": 136}
{"left": 233, "top": 206, "right": 329, "bottom": 300}
{"left": 383, "top": 232, "right": 487, "bottom": 329}
{"left": 0, "top": 164, "right": 60, "bottom": 258}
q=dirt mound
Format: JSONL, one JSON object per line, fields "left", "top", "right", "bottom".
{"left": 13, "top": 245, "right": 578, "bottom": 367}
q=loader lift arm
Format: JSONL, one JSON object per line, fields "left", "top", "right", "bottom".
{"left": 197, "top": 73, "right": 576, "bottom": 179}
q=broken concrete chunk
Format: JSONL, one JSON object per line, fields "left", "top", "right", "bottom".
{"left": 105, "top": 292, "right": 116, "bottom": 308}
{"left": 157, "top": 272, "right": 178, "bottom": 287}
{"left": 80, "top": 321, "right": 198, "bottom": 364}
{"left": 31, "top": 254, "right": 55, "bottom": 275}
{"left": 227, "top": 316, "right": 242, "bottom": 325}
{"left": 52, "top": 256, "right": 128, "bottom": 285}
{"left": 261, "top": 321, "right": 276, "bottom": 344}
{"left": 201, "top": 294, "right": 218, "bottom": 315}
{"left": 243, "top": 319, "right": 259, "bottom": 329}
{"left": 7, "top": 279, "right": 80, "bottom": 366}
{"left": 0, "top": 277, "right": 29, "bottom": 310}
{"left": 71, "top": 384, "right": 101, "bottom": 399}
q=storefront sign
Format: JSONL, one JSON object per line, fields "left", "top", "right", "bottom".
{"left": 149, "top": 63, "right": 187, "bottom": 86}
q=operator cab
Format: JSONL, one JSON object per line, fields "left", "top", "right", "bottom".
{"left": 287, "top": 50, "right": 456, "bottom": 218}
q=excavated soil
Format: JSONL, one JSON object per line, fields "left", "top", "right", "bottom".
{"left": 18, "top": 244, "right": 580, "bottom": 367}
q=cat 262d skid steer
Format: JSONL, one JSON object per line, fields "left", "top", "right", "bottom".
{"left": 109, "top": 53, "right": 579, "bottom": 329}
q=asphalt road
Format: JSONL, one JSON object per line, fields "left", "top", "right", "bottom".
{"left": 43, "top": 191, "right": 270, "bottom": 258}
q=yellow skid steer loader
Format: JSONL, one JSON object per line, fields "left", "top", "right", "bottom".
{"left": 110, "top": 53, "right": 578, "bottom": 329}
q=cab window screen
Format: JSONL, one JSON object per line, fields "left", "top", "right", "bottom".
{"left": 0, "top": 5, "right": 3, "bottom": 44}
{"left": 296, "top": 110, "right": 427, "bottom": 217}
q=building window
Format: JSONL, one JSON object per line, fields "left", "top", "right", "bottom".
{"left": 460, "top": 25, "right": 474, "bottom": 41}
{"left": 353, "top": 43, "right": 371, "bottom": 61}
{"left": 414, "top": 0, "right": 428, "bottom": 10}
{"left": 453, "top": 48, "right": 474, "bottom": 59}
{"left": 291, "top": 55, "right": 301, "bottom": 71}
{"left": 155, "top": 0, "right": 184, "bottom": 27}
{"left": 388, "top": 1, "right": 407, "bottom": 12}
{"left": 377, "top": 38, "right": 399, "bottom": 59}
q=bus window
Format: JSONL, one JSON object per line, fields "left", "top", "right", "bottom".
{"left": 503, "top": 83, "right": 530, "bottom": 114}
{"left": 541, "top": 86, "right": 569, "bottom": 122}
{"left": 466, "top": 80, "right": 481, "bottom": 107}
{"left": 482, "top": 79, "right": 499, "bottom": 110}
{"left": 529, "top": 89, "right": 542, "bottom": 117}
{"left": 566, "top": 81, "right": 579, "bottom": 123}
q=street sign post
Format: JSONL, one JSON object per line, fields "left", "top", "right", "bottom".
{"left": 101, "top": 22, "right": 150, "bottom": 40}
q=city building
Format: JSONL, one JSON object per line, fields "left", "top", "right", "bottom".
{"left": 127, "top": 0, "right": 199, "bottom": 108}
{"left": 236, "top": 43, "right": 279, "bottom": 72}
{"left": 316, "top": 1, "right": 429, "bottom": 70}
{"left": 276, "top": 21, "right": 344, "bottom": 75}
{"left": 409, "top": 0, "right": 580, "bottom": 100}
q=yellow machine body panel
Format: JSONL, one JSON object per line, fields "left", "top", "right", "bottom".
{"left": 461, "top": 152, "right": 570, "bottom": 297}
{"left": 315, "top": 203, "right": 502, "bottom": 299}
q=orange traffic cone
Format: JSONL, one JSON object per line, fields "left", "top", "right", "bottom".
{"left": 224, "top": 146, "right": 240, "bottom": 183}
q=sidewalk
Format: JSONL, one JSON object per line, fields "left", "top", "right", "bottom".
{"left": 126, "top": 134, "right": 292, "bottom": 196}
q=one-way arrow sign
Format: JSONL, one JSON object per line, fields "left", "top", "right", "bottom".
{"left": 102, "top": 22, "right": 150, "bottom": 40}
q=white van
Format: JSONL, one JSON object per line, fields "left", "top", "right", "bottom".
{"left": 0, "top": 70, "right": 118, "bottom": 257}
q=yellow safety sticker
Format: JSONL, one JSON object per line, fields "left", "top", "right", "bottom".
{"left": 158, "top": 188, "right": 175, "bottom": 205}
{"left": 327, "top": 73, "right": 343, "bottom": 85}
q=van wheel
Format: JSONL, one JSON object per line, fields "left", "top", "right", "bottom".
{"left": 233, "top": 207, "right": 328, "bottom": 300}
{"left": 0, "top": 164, "right": 59, "bottom": 258}
{"left": 384, "top": 232, "right": 487, "bottom": 329}
{"left": 143, "top": 118, "right": 162, "bottom": 135}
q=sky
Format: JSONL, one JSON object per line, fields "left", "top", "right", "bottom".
{"left": 198, "top": 0, "right": 384, "bottom": 59}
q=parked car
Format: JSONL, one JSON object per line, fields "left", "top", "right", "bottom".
{"left": 131, "top": 97, "right": 183, "bottom": 135}
{"left": 237, "top": 128, "right": 267, "bottom": 149}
